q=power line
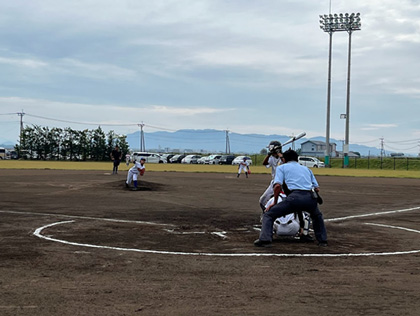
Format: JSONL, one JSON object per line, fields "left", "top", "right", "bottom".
{"left": 25, "top": 113, "right": 138, "bottom": 127}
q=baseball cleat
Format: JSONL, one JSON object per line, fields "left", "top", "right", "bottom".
{"left": 254, "top": 239, "right": 272, "bottom": 248}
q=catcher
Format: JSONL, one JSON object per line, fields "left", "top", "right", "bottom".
{"left": 265, "top": 194, "right": 313, "bottom": 241}
{"left": 125, "top": 157, "right": 146, "bottom": 191}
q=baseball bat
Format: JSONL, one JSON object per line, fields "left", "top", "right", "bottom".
{"left": 282, "top": 132, "right": 306, "bottom": 146}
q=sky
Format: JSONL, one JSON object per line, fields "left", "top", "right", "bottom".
{"left": 1, "top": 0, "right": 420, "bottom": 155}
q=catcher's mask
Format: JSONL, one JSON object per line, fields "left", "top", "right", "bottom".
{"left": 268, "top": 140, "right": 282, "bottom": 155}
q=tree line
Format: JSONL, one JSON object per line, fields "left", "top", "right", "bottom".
{"left": 16, "top": 125, "right": 130, "bottom": 161}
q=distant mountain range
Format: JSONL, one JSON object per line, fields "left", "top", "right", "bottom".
{"left": 0, "top": 129, "right": 397, "bottom": 157}
{"left": 126, "top": 129, "right": 386, "bottom": 156}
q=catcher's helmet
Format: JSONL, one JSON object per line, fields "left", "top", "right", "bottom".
{"left": 268, "top": 140, "right": 282, "bottom": 154}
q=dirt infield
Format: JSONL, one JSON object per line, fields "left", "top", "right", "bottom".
{"left": 1, "top": 169, "right": 420, "bottom": 315}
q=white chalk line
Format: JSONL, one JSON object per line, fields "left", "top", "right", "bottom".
{"left": 0, "top": 210, "right": 173, "bottom": 226}
{"left": 325, "top": 206, "right": 420, "bottom": 222}
{"left": 26, "top": 206, "right": 420, "bottom": 258}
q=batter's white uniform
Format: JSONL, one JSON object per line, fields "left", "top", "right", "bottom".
{"left": 259, "top": 155, "right": 282, "bottom": 208}
{"left": 238, "top": 160, "right": 250, "bottom": 175}
{"left": 126, "top": 161, "right": 145, "bottom": 185}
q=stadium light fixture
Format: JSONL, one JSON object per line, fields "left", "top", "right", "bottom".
{"left": 319, "top": 12, "right": 361, "bottom": 167}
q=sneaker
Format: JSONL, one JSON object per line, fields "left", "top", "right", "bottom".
{"left": 125, "top": 183, "right": 129, "bottom": 188}
{"left": 131, "top": 187, "right": 138, "bottom": 191}
{"left": 254, "top": 239, "right": 272, "bottom": 248}
{"left": 318, "top": 241, "right": 328, "bottom": 247}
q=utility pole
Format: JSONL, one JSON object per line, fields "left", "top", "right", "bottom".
{"left": 380, "top": 137, "right": 385, "bottom": 158}
{"left": 380, "top": 137, "right": 385, "bottom": 169}
{"left": 17, "top": 110, "right": 25, "bottom": 157}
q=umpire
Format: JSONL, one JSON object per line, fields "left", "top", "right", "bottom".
{"left": 254, "top": 149, "right": 328, "bottom": 247}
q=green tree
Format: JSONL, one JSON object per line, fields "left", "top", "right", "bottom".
{"left": 91, "top": 126, "right": 107, "bottom": 161}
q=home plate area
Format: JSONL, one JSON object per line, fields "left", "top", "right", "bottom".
{"left": 35, "top": 209, "right": 420, "bottom": 257}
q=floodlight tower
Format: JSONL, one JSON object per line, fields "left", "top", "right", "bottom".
{"left": 138, "top": 123, "right": 145, "bottom": 151}
{"left": 319, "top": 12, "right": 361, "bottom": 167}
{"left": 343, "top": 13, "right": 361, "bottom": 167}
{"left": 225, "top": 130, "right": 231, "bottom": 154}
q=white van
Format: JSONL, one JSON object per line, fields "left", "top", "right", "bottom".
{"left": 131, "top": 152, "right": 164, "bottom": 163}
{"left": 0, "top": 147, "right": 6, "bottom": 159}
{"left": 298, "top": 156, "right": 325, "bottom": 168}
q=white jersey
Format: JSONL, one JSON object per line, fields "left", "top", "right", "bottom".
{"left": 265, "top": 194, "right": 300, "bottom": 236}
{"left": 266, "top": 155, "right": 282, "bottom": 179}
{"left": 129, "top": 161, "right": 145, "bottom": 174}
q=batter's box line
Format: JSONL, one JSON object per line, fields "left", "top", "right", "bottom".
{"left": 326, "top": 206, "right": 420, "bottom": 222}
{"left": 163, "top": 229, "right": 228, "bottom": 239}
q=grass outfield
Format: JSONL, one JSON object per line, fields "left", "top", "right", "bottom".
{"left": 2, "top": 160, "right": 420, "bottom": 179}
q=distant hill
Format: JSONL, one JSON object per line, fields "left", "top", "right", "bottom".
{"left": 0, "top": 141, "right": 15, "bottom": 149}
{"left": 0, "top": 129, "right": 388, "bottom": 156}
{"left": 126, "top": 129, "right": 384, "bottom": 156}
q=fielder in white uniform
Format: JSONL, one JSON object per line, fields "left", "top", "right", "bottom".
{"left": 259, "top": 141, "right": 283, "bottom": 211}
{"left": 237, "top": 158, "right": 250, "bottom": 178}
{"left": 126, "top": 157, "right": 146, "bottom": 191}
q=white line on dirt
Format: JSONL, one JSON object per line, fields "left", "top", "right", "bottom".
{"left": 0, "top": 210, "right": 173, "bottom": 226}
{"left": 325, "top": 206, "right": 420, "bottom": 222}
{"left": 32, "top": 213, "right": 420, "bottom": 258}
{"left": 3, "top": 207, "right": 420, "bottom": 257}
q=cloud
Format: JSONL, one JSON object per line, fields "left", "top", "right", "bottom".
{"left": 0, "top": 56, "right": 47, "bottom": 68}
{"left": 148, "top": 105, "right": 234, "bottom": 116}
{"left": 361, "top": 124, "right": 398, "bottom": 131}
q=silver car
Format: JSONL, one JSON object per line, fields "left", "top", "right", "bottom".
{"left": 298, "top": 156, "right": 325, "bottom": 168}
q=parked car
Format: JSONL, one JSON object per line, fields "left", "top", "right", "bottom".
{"left": 298, "top": 156, "right": 325, "bottom": 168}
{"left": 131, "top": 152, "right": 164, "bottom": 163}
{"left": 197, "top": 156, "right": 208, "bottom": 164}
{"left": 181, "top": 155, "right": 202, "bottom": 164}
{"left": 206, "top": 154, "right": 222, "bottom": 164}
{"left": 231, "top": 156, "right": 253, "bottom": 165}
{"left": 218, "top": 155, "right": 236, "bottom": 165}
{"left": 160, "top": 153, "right": 174, "bottom": 163}
{"left": 170, "top": 154, "right": 186, "bottom": 163}
{"left": 10, "top": 150, "right": 18, "bottom": 159}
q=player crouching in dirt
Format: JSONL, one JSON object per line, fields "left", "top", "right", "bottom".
{"left": 254, "top": 149, "right": 328, "bottom": 248}
{"left": 265, "top": 194, "right": 313, "bottom": 242}
{"left": 125, "top": 157, "right": 146, "bottom": 191}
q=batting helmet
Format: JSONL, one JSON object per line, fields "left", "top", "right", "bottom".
{"left": 268, "top": 140, "right": 282, "bottom": 155}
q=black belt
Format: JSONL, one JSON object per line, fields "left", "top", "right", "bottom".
{"left": 290, "top": 190, "right": 311, "bottom": 193}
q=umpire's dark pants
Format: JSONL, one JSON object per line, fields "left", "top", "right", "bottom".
{"left": 259, "top": 190, "right": 328, "bottom": 243}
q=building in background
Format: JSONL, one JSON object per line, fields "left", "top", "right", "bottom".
{"left": 300, "top": 140, "right": 337, "bottom": 158}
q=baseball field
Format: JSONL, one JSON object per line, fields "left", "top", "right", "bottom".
{"left": 1, "top": 161, "right": 420, "bottom": 315}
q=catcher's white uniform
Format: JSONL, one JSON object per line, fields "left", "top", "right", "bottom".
{"left": 265, "top": 195, "right": 310, "bottom": 236}
{"left": 259, "top": 155, "right": 282, "bottom": 209}
{"left": 126, "top": 161, "right": 145, "bottom": 186}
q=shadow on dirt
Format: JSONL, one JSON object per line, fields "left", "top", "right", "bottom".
{"left": 116, "top": 180, "right": 165, "bottom": 191}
